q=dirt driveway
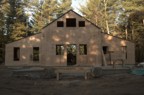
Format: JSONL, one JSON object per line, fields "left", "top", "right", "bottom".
{"left": 0, "top": 67, "right": 144, "bottom": 95}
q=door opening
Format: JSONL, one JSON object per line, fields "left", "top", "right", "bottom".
{"left": 67, "top": 44, "right": 77, "bottom": 66}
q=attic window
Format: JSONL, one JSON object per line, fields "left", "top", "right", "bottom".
{"left": 57, "top": 21, "right": 64, "bottom": 27}
{"left": 66, "top": 18, "right": 76, "bottom": 27}
{"left": 79, "top": 21, "right": 85, "bottom": 27}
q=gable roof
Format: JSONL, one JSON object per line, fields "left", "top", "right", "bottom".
{"left": 42, "top": 9, "right": 101, "bottom": 30}
{"left": 6, "top": 9, "right": 134, "bottom": 45}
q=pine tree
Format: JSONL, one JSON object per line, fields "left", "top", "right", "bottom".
{"left": 0, "top": 0, "right": 9, "bottom": 63}
{"left": 79, "top": 0, "right": 119, "bottom": 34}
{"left": 118, "top": 0, "right": 144, "bottom": 40}
{"left": 79, "top": 0, "right": 104, "bottom": 31}
{"left": 127, "top": 10, "right": 144, "bottom": 62}
{"left": 8, "top": 0, "right": 29, "bottom": 40}
{"left": 0, "top": 0, "right": 30, "bottom": 63}
{"left": 56, "top": 0, "right": 72, "bottom": 17}
{"left": 31, "top": 0, "right": 72, "bottom": 32}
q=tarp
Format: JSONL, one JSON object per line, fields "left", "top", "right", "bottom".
{"left": 131, "top": 68, "right": 144, "bottom": 75}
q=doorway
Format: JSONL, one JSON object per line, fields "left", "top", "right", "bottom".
{"left": 67, "top": 44, "right": 77, "bottom": 66}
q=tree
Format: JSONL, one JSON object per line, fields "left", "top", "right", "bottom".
{"left": 8, "top": 0, "right": 29, "bottom": 40}
{"left": 79, "top": 0, "right": 144, "bottom": 62}
{"left": 79, "top": 0, "right": 105, "bottom": 32}
{"left": 117, "top": 0, "right": 144, "bottom": 62}
{"left": 0, "top": 0, "right": 9, "bottom": 63}
{"left": 79, "top": 0, "right": 120, "bottom": 34}
{"left": 0, "top": 0, "right": 30, "bottom": 63}
{"left": 31, "top": 0, "right": 72, "bottom": 32}
{"left": 127, "top": 10, "right": 144, "bottom": 62}
{"left": 118, "top": 0, "right": 144, "bottom": 40}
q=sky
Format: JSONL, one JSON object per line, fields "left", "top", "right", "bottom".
{"left": 26, "top": 0, "right": 87, "bottom": 21}
{"left": 71, "top": 0, "right": 87, "bottom": 13}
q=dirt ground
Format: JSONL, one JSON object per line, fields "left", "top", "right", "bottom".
{"left": 0, "top": 67, "right": 144, "bottom": 95}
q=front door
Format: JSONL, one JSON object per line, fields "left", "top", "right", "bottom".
{"left": 67, "top": 44, "right": 77, "bottom": 66}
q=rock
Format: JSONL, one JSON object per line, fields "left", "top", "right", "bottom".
{"left": 91, "top": 67, "right": 103, "bottom": 78}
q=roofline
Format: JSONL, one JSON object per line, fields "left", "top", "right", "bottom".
{"left": 6, "top": 10, "right": 74, "bottom": 45}
{"left": 42, "top": 9, "right": 101, "bottom": 30}
{"left": 42, "top": 9, "right": 134, "bottom": 43}
{"left": 101, "top": 32, "right": 135, "bottom": 43}
{"left": 5, "top": 32, "right": 42, "bottom": 45}
{"left": 6, "top": 9, "right": 134, "bottom": 45}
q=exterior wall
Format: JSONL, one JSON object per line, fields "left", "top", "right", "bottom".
{"left": 5, "top": 11, "right": 102, "bottom": 67}
{"left": 5, "top": 10, "right": 135, "bottom": 67}
{"left": 41, "top": 11, "right": 102, "bottom": 66}
{"left": 102, "top": 33, "right": 135, "bottom": 65}
{"left": 5, "top": 33, "right": 43, "bottom": 66}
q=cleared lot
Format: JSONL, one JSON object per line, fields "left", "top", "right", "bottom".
{"left": 0, "top": 67, "right": 144, "bottom": 95}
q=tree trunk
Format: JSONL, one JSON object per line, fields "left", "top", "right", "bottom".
{"left": 106, "top": 20, "right": 110, "bottom": 34}
{"left": 104, "top": 0, "right": 110, "bottom": 34}
{"left": 125, "top": 26, "right": 128, "bottom": 39}
{"left": 131, "top": 28, "right": 134, "bottom": 40}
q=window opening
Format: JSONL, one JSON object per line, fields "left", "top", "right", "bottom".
{"left": 57, "top": 21, "right": 64, "bottom": 27}
{"left": 79, "top": 21, "right": 85, "bottom": 27}
{"left": 14, "top": 47, "right": 20, "bottom": 61}
{"left": 56, "top": 45, "right": 64, "bottom": 55}
{"left": 79, "top": 44, "right": 87, "bottom": 55}
{"left": 66, "top": 18, "right": 76, "bottom": 27}
{"left": 33, "top": 47, "right": 39, "bottom": 61}
{"left": 103, "top": 46, "right": 108, "bottom": 54}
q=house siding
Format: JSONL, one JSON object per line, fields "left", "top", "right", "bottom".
{"left": 5, "top": 10, "right": 135, "bottom": 67}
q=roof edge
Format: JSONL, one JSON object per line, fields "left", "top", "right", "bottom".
{"left": 6, "top": 9, "right": 134, "bottom": 45}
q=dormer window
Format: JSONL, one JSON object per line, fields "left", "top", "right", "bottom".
{"left": 57, "top": 21, "right": 64, "bottom": 27}
{"left": 66, "top": 18, "right": 76, "bottom": 27}
{"left": 79, "top": 21, "right": 85, "bottom": 27}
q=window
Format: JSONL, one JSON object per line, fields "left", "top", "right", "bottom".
{"left": 79, "top": 21, "right": 85, "bottom": 27}
{"left": 56, "top": 45, "right": 64, "bottom": 55}
{"left": 121, "top": 46, "right": 127, "bottom": 59}
{"left": 0, "top": 44, "right": 2, "bottom": 48}
{"left": 66, "top": 18, "right": 76, "bottom": 27}
{"left": 57, "top": 21, "right": 64, "bottom": 27}
{"left": 121, "top": 46, "right": 127, "bottom": 52}
{"left": 33, "top": 47, "right": 39, "bottom": 61}
{"left": 14, "top": 47, "right": 20, "bottom": 61}
{"left": 79, "top": 44, "right": 87, "bottom": 55}
{"left": 103, "top": 46, "right": 108, "bottom": 54}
